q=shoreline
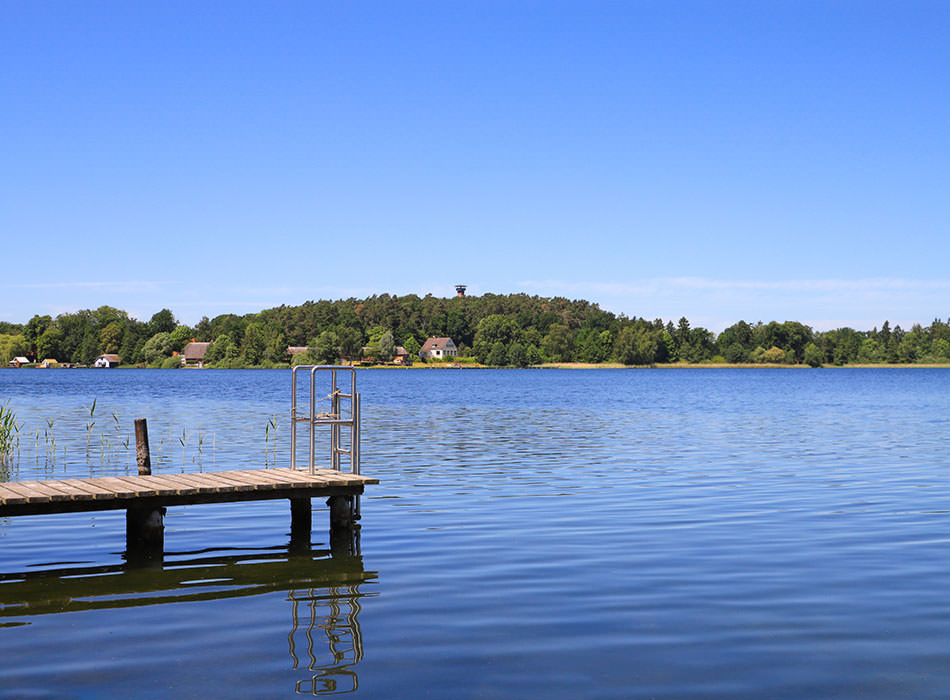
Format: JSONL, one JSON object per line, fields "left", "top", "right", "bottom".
{"left": 360, "top": 361, "right": 950, "bottom": 369}
{"left": 8, "top": 362, "right": 950, "bottom": 371}
{"left": 532, "top": 362, "right": 950, "bottom": 369}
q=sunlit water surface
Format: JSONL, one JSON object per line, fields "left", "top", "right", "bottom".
{"left": 2, "top": 368, "right": 950, "bottom": 698}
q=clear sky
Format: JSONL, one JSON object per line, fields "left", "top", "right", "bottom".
{"left": 2, "top": 2, "right": 948, "bottom": 332}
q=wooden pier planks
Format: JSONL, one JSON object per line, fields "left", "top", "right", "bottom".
{"left": 0, "top": 467, "right": 378, "bottom": 514}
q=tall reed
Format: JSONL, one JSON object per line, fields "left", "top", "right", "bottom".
{"left": 0, "top": 402, "right": 21, "bottom": 468}
{"left": 44, "top": 418, "right": 56, "bottom": 467}
{"left": 112, "top": 408, "right": 129, "bottom": 454}
{"left": 85, "top": 398, "right": 96, "bottom": 459}
{"left": 178, "top": 429, "right": 187, "bottom": 471}
{"left": 265, "top": 415, "right": 278, "bottom": 467}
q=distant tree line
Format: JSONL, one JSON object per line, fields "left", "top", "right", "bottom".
{"left": 2, "top": 294, "right": 950, "bottom": 368}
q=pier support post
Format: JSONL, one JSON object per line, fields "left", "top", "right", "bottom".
{"left": 126, "top": 505, "right": 165, "bottom": 563}
{"left": 327, "top": 495, "right": 360, "bottom": 556}
{"left": 127, "top": 419, "right": 164, "bottom": 562}
{"left": 290, "top": 497, "right": 312, "bottom": 551}
{"left": 327, "top": 495, "right": 356, "bottom": 531}
{"left": 125, "top": 418, "right": 165, "bottom": 560}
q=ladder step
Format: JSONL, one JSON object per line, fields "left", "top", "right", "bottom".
{"left": 292, "top": 416, "right": 353, "bottom": 424}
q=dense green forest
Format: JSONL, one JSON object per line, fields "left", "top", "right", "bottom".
{"left": 2, "top": 294, "right": 950, "bottom": 368}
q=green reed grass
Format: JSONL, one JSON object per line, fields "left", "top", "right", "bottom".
{"left": 0, "top": 402, "right": 21, "bottom": 467}
{"left": 265, "top": 415, "right": 278, "bottom": 467}
{"left": 85, "top": 398, "right": 96, "bottom": 459}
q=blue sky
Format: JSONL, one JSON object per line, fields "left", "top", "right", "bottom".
{"left": 2, "top": 2, "right": 948, "bottom": 332}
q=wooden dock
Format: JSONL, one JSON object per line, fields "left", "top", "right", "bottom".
{"left": 0, "top": 468, "right": 376, "bottom": 516}
{"left": 0, "top": 467, "right": 378, "bottom": 557}
{"left": 0, "top": 366, "right": 375, "bottom": 560}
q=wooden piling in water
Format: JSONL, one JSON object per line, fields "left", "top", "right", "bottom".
{"left": 328, "top": 495, "right": 360, "bottom": 556}
{"left": 130, "top": 418, "right": 162, "bottom": 557}
{"left": 327, "top": 495, "right": 356, "bottom": 530}
{"left": 290, "top": 497, "right": 312, "bottom": 549}
{"left": 126, "top": 505, "right": 165, "bottom": 563}
{"left": 135, "top": 418, "right": 151, "bottom": 476}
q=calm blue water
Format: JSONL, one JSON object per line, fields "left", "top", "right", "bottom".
{"left": 2, "top": 368, "right": 950, "bottom": 698}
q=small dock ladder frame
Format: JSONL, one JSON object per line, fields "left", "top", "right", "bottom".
{"left": 291, "top": 365, "right": 362, "bottom": 523}
{"left": 291, "top": 365, "right": 361, "bottom": 478}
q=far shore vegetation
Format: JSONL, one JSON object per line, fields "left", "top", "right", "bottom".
{"left": 2, "top": 294, "right": 950, "bottom": 370}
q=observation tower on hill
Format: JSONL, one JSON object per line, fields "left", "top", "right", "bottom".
{"left": 455, "top": 285, "right": 467, "bottom": 297}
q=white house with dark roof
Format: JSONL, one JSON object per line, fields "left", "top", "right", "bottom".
{"left": 419, "top": 337, "right": 458, "bottom": 360}
{"left": 94, "top": 354, "right": 121, "bottom": 368}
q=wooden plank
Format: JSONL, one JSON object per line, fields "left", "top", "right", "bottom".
{"left": 75, "top": 477, "right": 138, "bottom": 499}
{"left": 149, "top": 474, "right": 220, "bottom": 494}
{"left": 226, "top": 469, "right": 327, "bottom": 488}
{"left": 19, "top": 479, "right": 92, "bottom": 501}
{"left": 265, "top": 468, "right": 341, "bottom": 485}
{"left": 113, "top": 476, "right": 160, "bottom": 498}
{"left": 251, "top": 470, "right": 337, "bottom": 489}
{"left": 270, "top": 468, "right": 329, "bottom": 479}
{"left": 304, "top": 470, "right": 375, "bottom": 486}
{"left": 0, "top": 484, "right": 29, "bottom": 505}
{"left": 319, "top": 470, "right": 364, "bottom": 482}
{"left": 226, "top": 469, "right": 303, "bottom": 484}
{"left": 302, "top": 467, "right": 378, "bottom": 485}
{"left": 196, "top": 471, "right": 280, "bottom": 490}
{"left": 169, "top": 473, "right": 256, "bottom": 492}
{"left": 159, "top": 473, "right": 228, "bottom": 493}
{"left": 307, "top": 468, "right": 339, "bottom": 477}
{"left": 14, "top": 481, "right": 75, "bottom": 502}
{"left": 19, "top": 480, "right": 93, "bottom": 502}
{"left": 267, "top": 468, "right": 377, "bottom": 488}
{"left": 225, "top": 468, "right": 293, "bottom": 480}
{"left": 131, "top": 474, "right": 201, "bottom": 496}
{"left": 0, "top": 481, "right": 50, "bottom": 503}
{"left": 44, "top": 478, "right": 119, "bottom": 499}
{"left": 201, "top": 471, "right": 273, "bottom": 491}
{"left": 216, "top": 470, "right": 295, "bottom": 488}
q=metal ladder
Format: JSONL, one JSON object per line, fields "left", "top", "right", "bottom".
{"left": 290, "top": 366, "right": 361, "bottom": 477}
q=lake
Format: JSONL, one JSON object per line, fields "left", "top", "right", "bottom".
{"left": 2, "top": 368, "right": 950, "bottom": 698}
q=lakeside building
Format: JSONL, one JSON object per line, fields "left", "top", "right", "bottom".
{"left": 420, "top": 337, "right": 458, "bottom": 360}
{"left": 357, "top": 345, "right": 411, "bottom": 365}
{"left": 393, "top": 346, "right": 411, "bottom": 365}
{"left": 182, "top": 342, "right": 210, "bottom": 368}
{"left": 94, "top": 354, "right": 121, "bottom": 368}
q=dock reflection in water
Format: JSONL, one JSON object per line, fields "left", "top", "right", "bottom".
{"left": 0, "top": 544, "right": 376, "bottom": 695}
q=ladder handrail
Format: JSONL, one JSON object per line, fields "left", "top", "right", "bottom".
{"left": 290, "top": 366, "right": 360, "bottom": 476}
